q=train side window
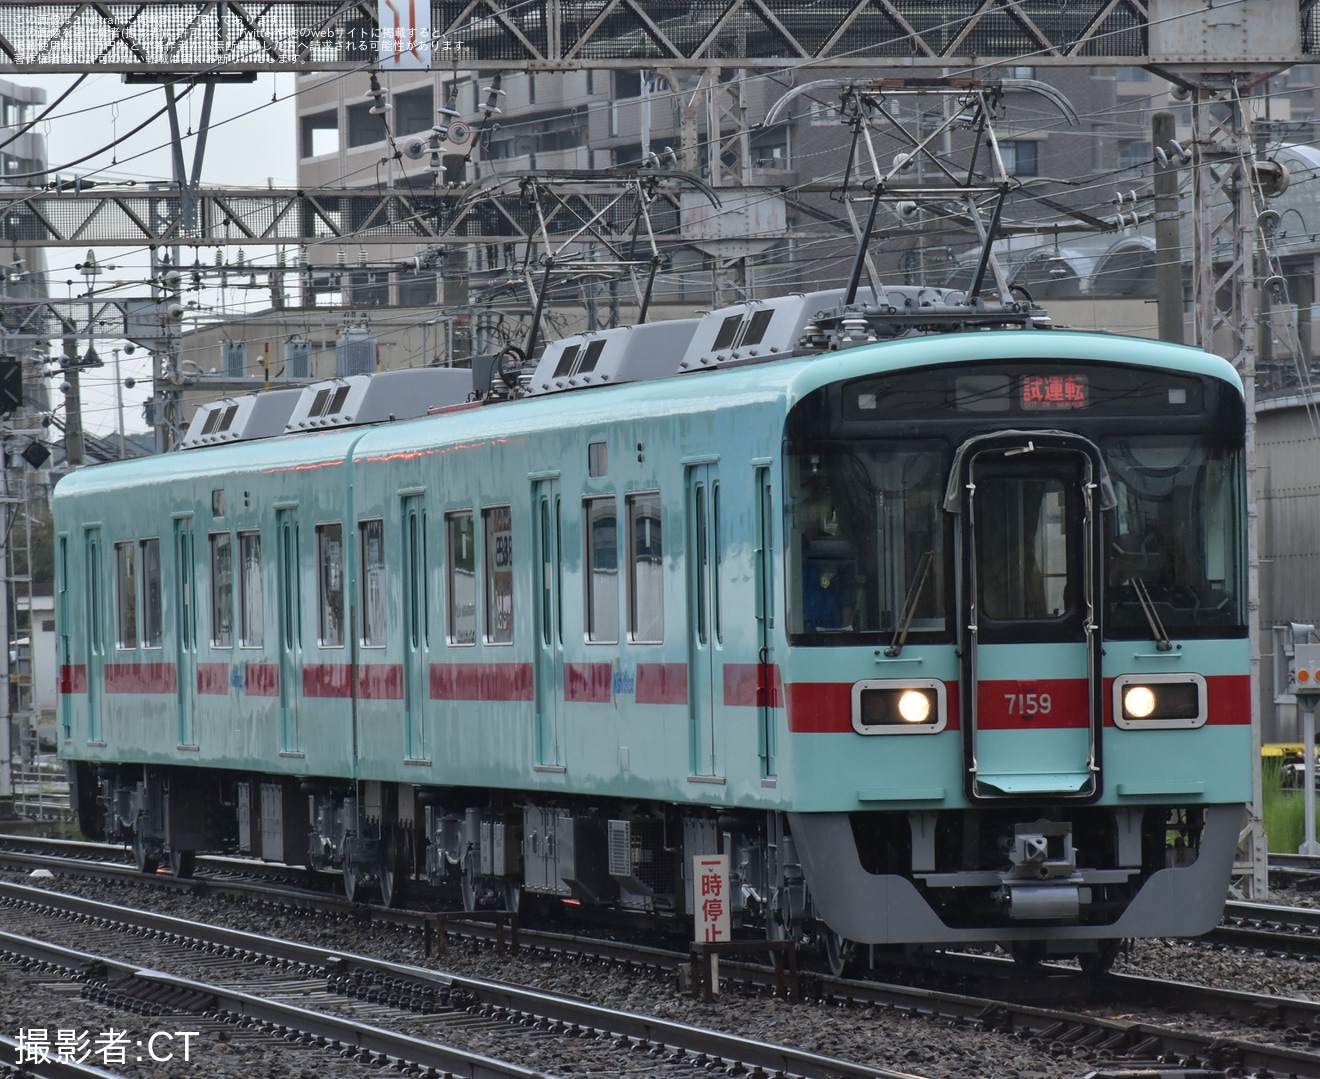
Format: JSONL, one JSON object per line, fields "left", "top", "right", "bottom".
{"left": 209, "top": 532, "right": 233, "bottom": 647}
{"left": 317, "top": 523, "right": 345, "bottom": 647}
{"left": 483, "top": 505, "right": 513, "bottom": 644}
{"left": 139, "top": 538, "right": 162, "bottom": 649}
{"left": 447, "top": 510, "right": 476, "bottom": 645}
{"left": 238, "top": 531, "right": 263, "bottom": 647}
{"left": 627, "top": 491, "right": 663, "bottom": 643}
{"left": 359, "top": 518, "right": 386, "bottom": 647}
{"left": 584, "top": 496, "right": 619, "bottom": 643}
{"left": 114, "top": 541, "right": 137, "bottom": 649}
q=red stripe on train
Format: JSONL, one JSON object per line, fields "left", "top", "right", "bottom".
{"left": 358, "top": 664, "right": 403, "bottom": 700}
{"left": 431, "top": 662, "right": 534, "bottom": 701}
{"left": 245, "top": 663, "right": 279, "bottom": 697}
{"left": 303, "top": 663, "right": 352, "bottom": 698}
{"left": 565, "top": 662, "right": 612, "bottom": 703}
{"left": 58, "top": 664, "right": 86, "bottom": 694}
{"left": 789, "top": 681, "right": 962, "bottom": 733}
{"left": 975, "top": 679, "right": 1091, "bottom": 730}
{"left": 196, "top": 662, "right": 230, "bottom": 695}
{"left": 1101, "top": 673, "right": 1251, "bottom": 726}
{"left": 104, "top": 662, "right": 176, "bottom": 694}
{"left": 637, "top": 662, "right": 688, "bottom": 705}
{"left": 723, "top": 663, "right": 783, "bottom": 708}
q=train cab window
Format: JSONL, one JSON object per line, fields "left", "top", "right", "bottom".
{"left": 139, "top": 538, "right": 162, "bottom": 649}
{"left": 785, "top": 443, "right": 947, "bottom": 643}
{"left": 113, "top": 541, "right": 137, "bottom": 649}
{"left": 627, "top": 492, "right": 663, "bottom": 643}
{"left": 977, "top": 475, "right": 1072, "bottom": 622}
{"left": 238, "top": 531, "right": 263, "bottom": 647}
{"left": 316, "top": 523, "right": 345, "bottom": 647}
{"left": 584, "top": 496, "right": 619, "bottom": 643}
{"left": 359, "top": 518, "right": 386, "bottom": 647}
{"left": 1103, "top": 437, "right": 1246, "bottom": 638}
{"left": 209, "top": 532, "right": 233, "bottom": 647}
{"left": 483, "top": 506, "right": 513, "bottom": 644}
{"left": 447, "top": 511, "right": 476, "bottom": 645}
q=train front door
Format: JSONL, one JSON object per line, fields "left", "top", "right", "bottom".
{"left": 686, "top": 462, "right": 723, "bottom": 780}
{"left": 532, "top": 477, "right": 564, "bottom": 769}
{"left": 954, "top": 432, "right": 1105, "bottom": 800}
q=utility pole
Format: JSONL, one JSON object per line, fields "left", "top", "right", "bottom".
{"left": 1152, "top": 110, "right": 1185, "bottom": 344}
{"left": 1148, "top": 0, "right": 1301, "bottom": 900}
{"left": 59, "top": 327, "right": 85, "bottom": 469}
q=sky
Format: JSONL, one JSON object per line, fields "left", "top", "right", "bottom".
{"left": 19, "top": 73, "right": 298, "bottom": 438}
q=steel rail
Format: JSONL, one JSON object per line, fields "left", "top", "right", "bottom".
{"left": 0, "top": 927, "right": 559, "bottom": 1079}
{"left": 0, "top": 882, "right": 910, "bottom": 1079}
{"left": 12, "top": 846, "right": 1320, "bottom": 1076}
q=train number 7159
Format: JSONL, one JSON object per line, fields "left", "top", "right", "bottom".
{"left": 1004, "top": 692, "right": 1052, "bottom": 716}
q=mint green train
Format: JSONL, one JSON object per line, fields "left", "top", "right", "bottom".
{"left": 55, "top": 287, "right": 1250, "bottom": 972}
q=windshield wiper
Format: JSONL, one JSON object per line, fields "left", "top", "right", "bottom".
{"left": 1128, "top": 576, "right": 1172, "bottom": 652}
{"left": 885, "top": 550, "right": 935, "bottom": 657}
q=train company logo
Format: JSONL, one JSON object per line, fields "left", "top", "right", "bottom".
{"left": 612, "top": 662, "right": 636, "bottom": 700}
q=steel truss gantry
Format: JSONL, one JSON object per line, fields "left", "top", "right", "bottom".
{"left": 0, "top": 0, "right": 1311, "bottom": 74}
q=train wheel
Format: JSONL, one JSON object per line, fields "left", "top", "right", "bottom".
{"left": 378, "top": 827, "right": 406, "bottom": 909}
{"left": 824, "top": 928, "right": 862, "bottom": 978}
{"left": 1008, "top": 941, "right": 1046, "bottom": 968}
{"left": 131, "top": 830, "right": 158, "bottom": 874}
{"left": 1077, "top": 940, "right": 1120, "bottom": 975}
{"left": 342, "top": 852, "right": 362, "bottom": 903}
{"left": 169, "top": 849, "right": 196, "bottom": 879}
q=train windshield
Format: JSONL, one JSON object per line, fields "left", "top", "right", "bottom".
{"left": 1102, "top": 436, "right": 1246, "bottom": 638}
{"left": 785, "top": 442, "right": 947, "bottom": 641}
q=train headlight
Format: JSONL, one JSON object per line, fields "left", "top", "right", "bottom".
{"left": 898, "top": 689, "right": 932, "bottom": 724}
{"left": 851, "top": 679, "right": 947, "bottom": 735}
{"left": 1113, "top": 673, "right": 1207, "bottom": 729}
{"left": 1123, "top": 685, "right": 1157, "bottom": 719}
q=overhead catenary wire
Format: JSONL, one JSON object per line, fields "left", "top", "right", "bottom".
{"left": 4, "top": 0, "right": 1313, "bottom": 428}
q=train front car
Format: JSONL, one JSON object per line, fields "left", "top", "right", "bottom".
{"left": 778, "top": 331, "right": 1249, "bottom": 971}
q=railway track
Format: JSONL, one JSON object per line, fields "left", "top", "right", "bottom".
{"left": 0, "top": 880, "right": 920, "bottom": 1079}
{"left": 1211, "top": 898, "right": 1320, "bottom": 958}
{"left": 6, "top": 861, "right": 1320, "bottom": 1078}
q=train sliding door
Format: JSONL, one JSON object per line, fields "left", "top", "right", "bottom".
{"left": 172, "top": 517, "right": 197, "bottom": 748}
{"left": 955, "top": 432, "right": 1104, "bottom": 800}
{"left": 83, "top": 527, "right": 105, "bottom": 744}
{"left": 276, "top": 508, "right": 302, "bottom": 755}
{"left": 532, "top": 477, "right": 564, "bottom": 770}
{"left": 57, "top": 536, "right": 71, "bottom": 743}
{"left": 401, "top": 494, "right": 428, "bottom": 762}
{"left": 755, "top": 466, "right": 776, "bottom": 779}
{"left": 686, "top": 462, "right": 723, "bottom": 781}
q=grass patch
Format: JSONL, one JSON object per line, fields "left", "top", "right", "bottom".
{"left": 1263, "top": 757, "right": 1314, "bottom": 852}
